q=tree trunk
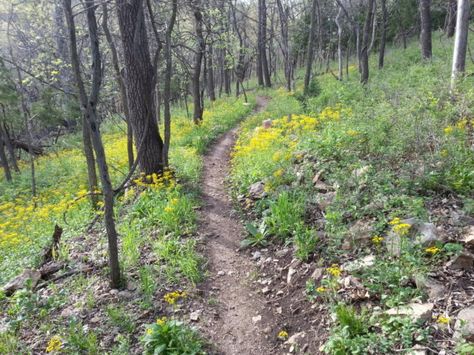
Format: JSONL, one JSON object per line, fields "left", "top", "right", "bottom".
{"left": 258, "top": 0, "right": 271, "bottom": 87}
{"left": 379, "top": 0, "right": 387, "bottom": 69}
{"left": 163, "top": 0, "right": 177, "bottom": 166}
{"left": 102, "top": 4, "right": 134, "bottom": 171}
{"left": 0, "top": 131, "right": 11, "bottom": 181}
{"left": 116, "top": 0, "right": 164, "bottom": 175}
{"left": 451, "top": 0, "right": 470, "bottom": 90}
{"left": 65, "top": 0, "right": 121, "bottom": 288}
{"left": 335, "top": 6, "right": 343, "bottom": 80}
{"left": 360, "top": 0, "right": 375, "bottom": 84}
{"left": 304, "top": 0, "right": 319, "bottom": 92}
{"left": 192, "top": 2, "right": 205, "bottom": 124}
{"left": 0, "top": 114, "right": 19, "bottom": 173}
{"left": 207, "top": 45, "right": 216, "bottom": 101}
{"left": 446, "top": 0, "right": 457, "bottom": 38}
{"left": 419, "top": 0, "right": 432, "bottom": 60}
{"left": 276, "top": 0, "right": 292, "bottom": 91}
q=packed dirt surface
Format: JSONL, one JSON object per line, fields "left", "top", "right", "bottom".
{"left": 197, "top": 97, "right": 278, "bottom": 355}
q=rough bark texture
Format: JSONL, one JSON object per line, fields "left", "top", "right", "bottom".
{"left": 379, "top": 0, "right": 388, "bottom": 69}
{"left": 0, "top": 131, "right": 11, "bottom": 181}
{"left": 192, "top": 2, "right": 205, "bottom": 124}
{"left": 207, "top": 45, "right": 216, "bottom": 101}
{"left": 258, "top": 0, "right": 271, "bottom": 87}
{"left": 304, "top": 0, "right": 319, "bottom": 92}
{"left": 335, "top": 6, "right": 343, "bottom": 80}
{"left": 419, "top": 0, "right": 432, "bottom": 60}
{"left": 360, "top": 0, "right": 375, "bottom": 84}
{"left": 446, "top": 0, "right": 457, "bottom": 38}
{"left": 116, "top": 0, "right": 164, "bottom": 174}
{"left": 451, "top": 0, "right": 470, "bottom": 89}
{"left": 276, "top": 0, "right": 292, "bottom": 91}
{"left": 102, "top": 4, "right": 134, "bottom": 171}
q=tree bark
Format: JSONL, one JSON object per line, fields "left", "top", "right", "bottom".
{"left": 0, "top": 130, "right": 11, "bottom": 181}
{"left": 335, "top": 6, "right": 343, "bottom": 80}
{"left": 419, "top": 0, "right": 432, "bottom": 60}
{"left": 102, "top": 4, "right": 134, "bottom": 171}
{"left": 379, "top": 0, "right": 387, "bottom": 69}
{"left": 276, "top": 0, "right": 292, "bottom": 91}
{"left": 258, "top": 0, "right": 271, "bottom": 87}
{"left": 451, "top": 0, "right": 470, "bottom": 90}
{"left": 304, "top": 0, "right": 319, "bottom": 92}
{"left": 360, "top": 0, "right": 375, "bottom": 84}
{"left": 116, "top": 0, "right": 164, "bottom": 174}
{"left": 446, "top": 0, "right": 457, "bottom": 38}
{"left": 192, "top": 1, "right": 205, "bottom": 124}
{"left": 207, "top": 45, "right": 216, "bottom": 101}
{"left": 65, "top": 0, "right": 121, "bottom": 288}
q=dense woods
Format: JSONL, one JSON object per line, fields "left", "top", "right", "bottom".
{"left": 0, "top": 0, "right": 473, "bottom": 354}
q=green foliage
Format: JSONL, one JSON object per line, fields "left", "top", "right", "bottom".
{"left": 241, "top": 221, "right": 270, "bottom": 248}
{"left": 106, "top": 305, "right": 136, "bottom": 334}
{"left": 265, "top": 191, "right": 304, "bottom": 240}
{"left": 65, "top": 320, "right": 100, "bottom": 354}
{"left": 294, "top": 223, "right": 318, "bottom": 261}
{"left": 142, "top": 318, "right": 206, "bottom": 355}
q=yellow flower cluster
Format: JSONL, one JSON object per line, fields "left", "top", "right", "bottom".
{"left": 326, "top": 264, "right": 342, "bottom": 278}
{"left": 163, "top": 290, "right": 187, "bottom": 305}
{"left": 133, "top": 169, "right": 175, "bottom": 191}
{"left": 436, "top": 315, "right": 450, "bottom": 324}
{"left": 156, "top": 316, "right": 168, "bottom": 326}
{"left": 444, "top": 118, "right": 471, "bottom": 135}
{"left": 389, "top": 218, "right": 411, "bottom": 236}
{"left": 425, "top": 246, "right": 440, "bottom": 255}
{"left": 45, "top": 336, "right": 62, "bottom": 353}
{"left": 278, "top": 330, "right": 289, "bottom": 340}
{"left": 372, "top": 236, "right": 384, "bottom": 245}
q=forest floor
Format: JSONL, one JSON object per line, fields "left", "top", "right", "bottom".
{"left": 196, "top": 96, "right": 277, "bottom": 354}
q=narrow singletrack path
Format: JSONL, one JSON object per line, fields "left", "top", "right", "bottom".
{"left": 198, "top": 97, "right": 276, "bottom": 355}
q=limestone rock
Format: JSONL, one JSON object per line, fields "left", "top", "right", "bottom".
{"left": 348, "top": 220, "right": 374, "bottom": 243}
{"left": 454, "top": 305, "right": 474, "bottom": 341}
{"left": 462, "top": 226, "right": 474, "bottom": 249}
{"left": 343, "top": 255, "right": 376, "bottom": 272}
{"left": 2, "top": 269, "right": 41, "bottom": 296}
{"left": 447, "top": 251, "right": 474, "bottom": 270}
{"left": 248, "top": 181, "right": 265, "bottom": 199}
{"left": 386, "top": 302, "right": 434, "bottom": 322}
{"left": 262, "top": 119, "right": 272, "bottom": 129}
{"left": 413, "top": 275, "right": 445, "bottom": 299}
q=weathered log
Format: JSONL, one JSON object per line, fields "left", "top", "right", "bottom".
{"left": 10, "top": 139, "right": 45, "bottom": 155}
{"left": 41, "top": 224, "right": 63, "bottom": 265}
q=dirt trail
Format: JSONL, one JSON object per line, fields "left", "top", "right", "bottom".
{"left": 198, "top": 97, "right": 276, "bottom": 355}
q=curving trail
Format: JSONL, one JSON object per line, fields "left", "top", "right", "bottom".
{"left": 198, "top": 97, "right": 276, "bottom": 355}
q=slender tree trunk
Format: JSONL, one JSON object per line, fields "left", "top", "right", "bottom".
{"left": 207, "top": 45, "right": 216, "bottom": 101}
{"left": 258, "top": 0, "right": 271, "bottom": 87}
{"left": 379, "top": 0, "right": 387, "bottom": 69}
{"left": 335, "top": 6, "right": 343, "bottom": 80}
{"left": 360, "top": 0, "right": 375, "bottom": 84}
{"left": 419, "top": 0, "right": 432, "bottom": 60}
{"left": 0, "top": 132, "right": 11, "bottom": 181}
{"left": 116, "top": 0, "right": 164, "bottom": 174}
{"left": 163, "top": 0, "right": 177, "bottom": 166}
{"left": 0, "top": 113, "right": 19, "bottom": 173}
{"left": 451, "top": 0, "right": 470, "bottom": 90}
{"left": 65, "top": 0, "right": 121, "bottom": 288}
{"left": 276, "top": 0, "right": 291, "bottom": 91}
{"left": 446, "top": 0, "right": 457, "bottom": 38}
{"left": 304, "top": 0, "right": 319, "bottom": 92}
{"left": 192, "top": 2, "right": 205, "bottom": 124}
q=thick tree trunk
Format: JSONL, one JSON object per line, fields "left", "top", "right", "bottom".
{"left": 419, "top": 0, "right": 432, "bottom": 60}
{"left": 379, "top": 0, "right": 388, "bottom": 69}
{"left": 116, "top": 0, "right": 164, "bottom": 174}
{"left": 276, "top": 0, "right": 292, "bottom": 91}
{"left": 451, "top": 0, "right": 470, "bottom": 90}
{"left": 304, "top": 0, "right": 319, "bottom": 92}
{"left": 0, "top": 116, "right": 19, "bottom": 173}
{"left": 102, "top": 4, "right": 134, "bottom": 171}
{"left": 360, "top": 0, "right": 375, "bottom": 84}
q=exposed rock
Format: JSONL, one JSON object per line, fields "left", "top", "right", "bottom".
{"left": 386, "top": 303, "right": 434, "bottom": 322}
{"left": 190, "top": 310, "right": 201, "bottom": 322}
{"left": 262, "top": 119, "right": 272, "bottom": 129}
{"left": 248, "top": 181, "right": 265, "bottom": 199}
{"left": 314, "top": 181, "right": 331, "bottom": 193}
{"left": 413, "top": 275, "right": 445, "bottom": 299}
{"left": 286, "top": 331, "right": 307, "bottom": 351}
{"left": 310, "top": 267, "right": 324, "bottom": 282}
{"left": 287, "top": 266, "right": 297, "bottom": 285}
{"left": 252, "top": 315, "right": 262, "bottom": 324}
{"left": 275, "top": 248, "right": 290, "bottom": 258}
{"left": 409, "top": 345, "right": 428, "bottom": 355}
{"left": 348, "top": 220, "right": 374, "bottom": 243}
{"left": 462, "top": 226, "right": 474, "bottom": 249}
{"left": 385, "top": 231, "right": 402, "bottom": 256}
{"left": 454, "top": 305, "right": 474, "bottom": 341}
{"left": 261, "top": 286, "right": 271, "bottom": 295}
{"left": 403, "top": 218, "right": 443, "bottom": 246}
{"left": 118, "top": 290, "right": 134, "bottom": 300}
{"left": 252, "top": 251, "right": 262, "bottom": 260}
{"left": 343, "top": 255, "right": 376, "bottom": 272}
{"left": 318, "top": 192, "right": 336, "bottom": 210}
{"left": 352, "top": 165, "right": 370, "bottom": 179}
{"left": 447, "top": 251, "right": 474, "bottom": 270}
{"left": 2, "top": 269, "right": 41, "bottom": 296}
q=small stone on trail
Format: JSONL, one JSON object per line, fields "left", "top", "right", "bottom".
{"left": 190, "top": 310, "right": 201, "bottom": 322}
{"left": 454, "top": 305, "right": 474, "bottom": 341}
{"left": 217, "top": 270, "right": 226, "bottom": 276}
{"left": 252, "top": 315, "right": 262, "bottom": 324}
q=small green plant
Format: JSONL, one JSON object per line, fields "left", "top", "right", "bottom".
{"left": 65, "top": 320, "right": 100, "bottom": 354}
{"left": 139, "top": 266, "right": 156, "bottom": 308}
{"left": 294, "top": 223, "right": 318, "bottom": 261}
{"left": 266, "top": 191, "right": 303, "bottom": 240}
{"left": 142, "top": 318, "right": 206, "bottom": 355}
{"left": 241, "top": 221, "right": 270, "bottom": 248}
{"left": 106, "top": 305, "right": 136, "bottom": 334}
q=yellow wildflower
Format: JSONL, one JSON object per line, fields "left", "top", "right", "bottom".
{"left": 316, "top": 286, "right": 326, "bottom": 293}
{"left": 278, "top": 330, "right": 289, "bottom": 340}
{"left": 444, "top": 126, "right": 453, "bottom": 135}
{"left": 372, "top": 236, "right": 384, "bottom": 245}
{"left": 273, "top": 169, "right": 284, "bottom": 178}
{"left": 436, "top": 315, "right": 450, "bottom": 324}
{"left": 389, "top": 217, "right": 401, "bottom": 225}
{"left": 164, "top": 291, "right": 187, "bottom": 305}
{"left": 46, "top": 336, "right": 62, "bottom": 353}
{"left": 156, "top": 316, "right": 168, "bottom": 326}
{"left": 326, "top": 264, "right": 342, "bottom": 278}
{"left": 146, "top": 328, "right": 153, "bottom": 335}
{"left": 425, "top": 246, "right": 440, "bottom": 255}
{"left": 393, "top": 223, "right": 411, "bottom": 236}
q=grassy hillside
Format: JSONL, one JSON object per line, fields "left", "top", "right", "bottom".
{"left": 231, "top": 32, "right": 473, "bottom": 353}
